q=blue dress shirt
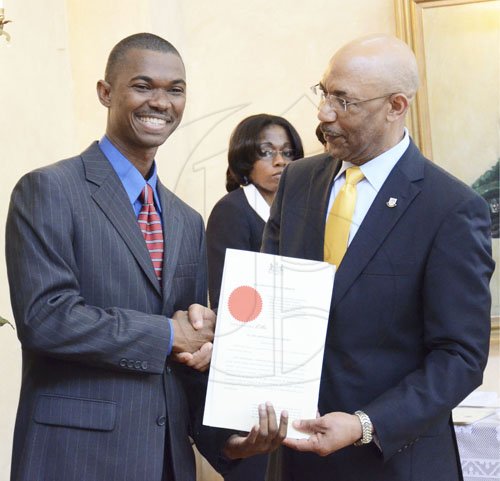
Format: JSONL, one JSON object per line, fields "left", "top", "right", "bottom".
{"left": 98, "top": 135, "right": 174, "bottom": 354}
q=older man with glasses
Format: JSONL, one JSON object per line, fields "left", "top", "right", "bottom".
{"left": 263, "top": 34, "right": 494, "bottom": 481}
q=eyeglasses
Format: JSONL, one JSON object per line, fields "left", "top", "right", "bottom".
{"left": 257, "top": 147, "right": 296, "bottom": 160}
{"left": 311, "top": 83, "right": 394, "bottom": 112}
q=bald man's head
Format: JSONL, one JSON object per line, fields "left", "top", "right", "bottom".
{"left": 329, "top": 34, "right": 419, "bottom": 101}
{"left": 317, "top": 34, "right": 418, "bottom": 165}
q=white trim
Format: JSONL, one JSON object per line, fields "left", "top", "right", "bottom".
{"left": 242, "top": 184, "right": 270, "bottom": 222}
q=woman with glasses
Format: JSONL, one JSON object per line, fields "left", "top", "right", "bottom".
{"left": 206, "top": 113, "right": 303, "bottom": 481}
{"left": 207, "top": 113, "right": 303, "bottom": 309}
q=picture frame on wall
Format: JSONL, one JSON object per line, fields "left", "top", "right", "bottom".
{"left": 394, "top": 0, "right": 500, "bottom": 344}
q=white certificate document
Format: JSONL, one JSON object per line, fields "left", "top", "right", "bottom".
{"left": 203, "top": 249, "right": 335, "bottom": 439}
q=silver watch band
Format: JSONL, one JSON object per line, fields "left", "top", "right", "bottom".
{"left": 354, "top": 410, "right": 374, "bottom": 446}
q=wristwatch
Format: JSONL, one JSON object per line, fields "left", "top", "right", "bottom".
{"left": 353, "top": 410, "right": 374, "bottom": 446}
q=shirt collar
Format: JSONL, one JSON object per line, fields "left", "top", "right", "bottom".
{"left": 242, "top": 183, "right": 270, "bottom": 222}
{"left": 335, "top": 128, "right": 410, "bottom": 192}
{"left": 98, "top": 135, "right": 162, "bottom": 212}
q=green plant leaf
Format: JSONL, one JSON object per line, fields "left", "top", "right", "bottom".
{"left": 0, "top": 316, "right": 14, "bottom": 329}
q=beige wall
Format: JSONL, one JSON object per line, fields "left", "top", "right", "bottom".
{"left": 0, "top": 1, "right": 498, "bottom": 480}
{"left": 0, "top": 0, "right": 77, "bottom": 476}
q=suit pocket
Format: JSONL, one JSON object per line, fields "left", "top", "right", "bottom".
{"left": 363, "top": 258, "right": 415, "bottom": 276}
{"left": 410, "top": 425, "right": 459, "bottom": 481}
{"left": 34, "top": 394, "right": 116, "bottom": 431}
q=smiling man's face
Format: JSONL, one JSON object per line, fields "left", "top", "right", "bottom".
{"left": 98, "top": 48, "right": 186, "bottom": 167}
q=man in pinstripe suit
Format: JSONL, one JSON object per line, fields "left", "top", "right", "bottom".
{"left": 6, "top": 33, "right": 286, "bottom": 481}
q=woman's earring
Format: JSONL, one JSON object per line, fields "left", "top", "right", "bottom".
{"left": 242, "top": 176, "right": 250, "bottom": 186}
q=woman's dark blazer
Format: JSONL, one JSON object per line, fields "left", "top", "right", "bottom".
{"left": 206, "top": 187, "right": 265, "bottom": 309}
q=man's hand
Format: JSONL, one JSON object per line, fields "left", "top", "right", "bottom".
{"left": 172, "top": 342, "right": 213, "bottom": 372}
{"left": 171, "top": 304, "right": 216, "bottom": 371}
{"left": 171, "top": 304, "right": 215, "bottom": 354}
{"left": 282, "top": 412, "right": 362, "bottom": 456}
{"left": 223, "top": 403, "right": 288, "bottom": 460}
{"left": 186, "top": 303, "right": 216, "bottom": 330}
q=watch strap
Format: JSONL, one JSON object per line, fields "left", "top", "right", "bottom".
{"left": 354, "top": 410, "right": 374, "bottom": 446}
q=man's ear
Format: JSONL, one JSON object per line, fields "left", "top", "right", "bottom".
{"left": 96, "top": 79, "right": 112, "bottom": 107}
{"left": 387, "top": 93, "right": 409, "bottom": 122}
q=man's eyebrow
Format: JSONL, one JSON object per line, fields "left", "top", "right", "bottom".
{"left": 130, "top": 75, "right": 153, "bottom": 82}
{"left": 319, "top": 82, "right": 349, "bottom": 97}
{"left": 130, "top": 75, "right": 186, "bottom": 85}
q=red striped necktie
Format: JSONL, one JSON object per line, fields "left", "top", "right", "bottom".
{"left": 138, "top": 184, "right": 164, "bottom": 282}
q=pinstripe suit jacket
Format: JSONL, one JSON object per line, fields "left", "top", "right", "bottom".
{"left": 6, "top": 142, "right": 228, "bottom": 481}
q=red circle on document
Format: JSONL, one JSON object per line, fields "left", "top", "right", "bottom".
{"left": 228, "top": 286, "right": 262, "bottom": 322}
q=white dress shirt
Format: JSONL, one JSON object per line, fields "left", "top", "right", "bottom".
{"left": 326, "top": 129, "right": 410, "bottom": 245}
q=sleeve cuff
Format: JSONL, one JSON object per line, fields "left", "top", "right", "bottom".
{"left": 167, "top": 317, "right": 174, "bottom": 356}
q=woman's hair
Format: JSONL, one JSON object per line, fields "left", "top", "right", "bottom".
{"left": 225, "top": 114, "right": 304, "bottom": 192}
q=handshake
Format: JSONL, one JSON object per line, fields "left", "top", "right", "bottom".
{"left": 170, "top": 303, "right": 216, "bottom": 372}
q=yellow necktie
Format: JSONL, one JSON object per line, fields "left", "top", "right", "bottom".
{"left": 324, "top": 166, "right": 365, "bottom": 267}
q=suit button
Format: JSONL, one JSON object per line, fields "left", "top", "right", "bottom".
{"left": 166, "top": 365, "right": 172, "bottom": 374}
{"left": 119, "top": 358, "right": 127, "bottom": 367}
{"left": 127, "top": 360, "right": 134, "bottom": 368}
{"left": 134, "top": 360, "right": 141, "bottom": 369}
{"left": 157, "top": 416, "right": 166, "bottom": 426}
{"left": 141, "top": 361, "right": 148, "bottom": 370}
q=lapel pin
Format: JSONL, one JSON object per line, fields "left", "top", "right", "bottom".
{"left": 386, "top": 197, "right": 398, "bottom": 208}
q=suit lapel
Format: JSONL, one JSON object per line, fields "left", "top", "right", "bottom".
{"left": 331, "top": 141, "right": 425, "bottom": 308}
{"left": 82, "top": 142, "right": 162, "bottom": 295}
{"left": 157, "top": 181, "right": 184, "bottom": 307}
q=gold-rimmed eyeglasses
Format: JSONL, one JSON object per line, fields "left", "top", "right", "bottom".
{"left": 311, "top": 83, "right": 394, "bottom": 112}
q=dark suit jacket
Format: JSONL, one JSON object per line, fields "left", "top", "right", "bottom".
{"left": 6, "top": 142, "right": 229, "bottom": 481}
{"left": 206, "top": 187, "right": 265, "bottom": 309}
{"left": 262, "top": 140, "right": 495, "bottom": 481}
